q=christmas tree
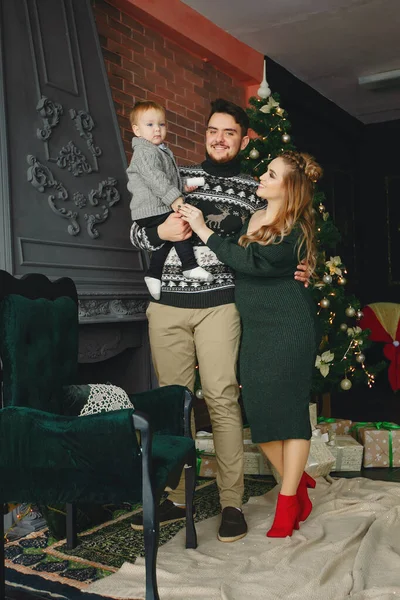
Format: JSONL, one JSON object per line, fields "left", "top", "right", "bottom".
{"left": 241, "top": 92, "right": 386, "bottom": 394}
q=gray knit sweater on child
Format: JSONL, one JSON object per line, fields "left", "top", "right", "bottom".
{"left": 127, "top": 137, "right": 183, "bottom": 221}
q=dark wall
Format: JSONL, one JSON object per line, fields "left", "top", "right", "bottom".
{"left": 357, "top": 119, "right": 400, "bottom": 304}
{"left": 267, "top": 58, "right": 400, "bottom": 305}
{"left": 267, "top": 58, "right": 365, "bottom": 294}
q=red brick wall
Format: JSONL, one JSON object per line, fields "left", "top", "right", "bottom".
{"left": 92, "top": 0, "right": 246, "bottom": 164}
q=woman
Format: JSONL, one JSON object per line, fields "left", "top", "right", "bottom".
{"left": 179, "top": 151, "right": 322, "bottom": 538}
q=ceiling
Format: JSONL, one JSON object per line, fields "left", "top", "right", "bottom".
{"left": 181, "top": 0, "right": 400, "bottom": 124}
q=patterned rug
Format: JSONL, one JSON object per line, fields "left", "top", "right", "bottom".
{"left": 5, "top": 476, "right": 275, "bottom": 598}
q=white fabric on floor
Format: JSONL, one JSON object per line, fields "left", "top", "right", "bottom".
{"left": 87, "top": 477, "right": 400, "bottom": 599}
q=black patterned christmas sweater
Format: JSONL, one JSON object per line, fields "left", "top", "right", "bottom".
{"left": 130, "top": 163, "right": 265, "bottom": 308}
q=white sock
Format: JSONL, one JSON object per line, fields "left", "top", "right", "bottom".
{"left": 183, "top": 266, "right": 214, "bottom": 282}
{"left": 144, "top": 276, "right": 161, "bottom": 300}
{"left": 172, "top": 502, "right": 186, "bottom": 507}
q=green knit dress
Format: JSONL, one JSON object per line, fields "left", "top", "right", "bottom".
{"left": 207, "top": 224, "right": 320, "bottom": 443}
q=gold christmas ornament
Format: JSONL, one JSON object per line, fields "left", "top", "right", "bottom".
{"left": 320, "top": 297, "right": 330, "bottom": 308}
{"left": 345, "top": 306, "right": 356, "bottom": 318}
{"left": 322, "top": 274, "right": 332, "bottom": 285}
{"left": 318, "top": 203, "right": 326, "bottom": 213}
{"left": 249, "top": 148, "right": 260, "bottom": 159}
{"left": 340, "top": 378, "right": 352, "bottom": 391}
{"left": 356, "top": 310, "right": 364, "bottom": 319}
{"left": 276, "top": 107, "right": 284, "bottom": 116}
{"left": 338, "top": 277, "right": 347, "bottom": 286}
{"left": 356, "top": 353, "right": 366, "bottom": 364}
{"left": 282, "top": 133, "right": 291, "bottom": 143}
{"left": 340, "top": 323, "right": 348, "bottom": 332}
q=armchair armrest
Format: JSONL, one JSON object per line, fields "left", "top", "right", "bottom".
{"left": 129, "top": 385, "right": 193, "bottom": 438}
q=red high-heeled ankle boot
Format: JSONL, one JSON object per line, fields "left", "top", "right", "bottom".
{"left": 297, "top": 472, "right": 316, "bottom": 522}
{"left": 266, "top": 493, "right": 300, "bottom": 538}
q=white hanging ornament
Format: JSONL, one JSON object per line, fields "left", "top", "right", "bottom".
{"left": 340, "top": 323, "right": 348, "bottom": 332}
{"left": 195, "top": 388, "right": 204, "bottom": 400}
{"left": 282, "top": 133, "right": 291, "bottom": 143}
{"left": 257, "top": 57, "right": 271, "bottom": 99}
{"left": 356, "top": 353, "right": 366, "bottom": 364}
{"left": 345, "top": 306, "right": 356, "bottom": 317}
{"left": 322, "top": 274, "right": 332, "bottom": 285}
{"left": 249, "top": 148, "right": 260, "bottom": 159}
{"left": 320, "top": 297, "right": 330, "bottom": 308}
{"left": 356, "top": 310, "right": 364, "bottom": 319}
{"left": 340, "top": 377, "right": 352, "bottom": 391}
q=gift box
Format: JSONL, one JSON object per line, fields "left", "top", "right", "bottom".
{"left": 195, "top": 431, "right": 215, "bottom": 453}
{"left": 270, "top": 430, "right": 335, "bottom": 483}
{"left": 306, "top": 432, "right": 336, "bottom": 478}
{"left": 197, "top": 453, "right": 218, "bottom": 477}
{"left": 243, "top": 440, "right": 272, "bottom": 475}
{"left": 309, "top": 403, "right": 317, "bottom": 430}
{"left": 316, "top": 418, "right": 352, "bottom": 436}
{"left": 328, "top": 435, "right": 363, "bottom": 471}
{"left": 351, "top": 422, "right": 400, "bottom": 468}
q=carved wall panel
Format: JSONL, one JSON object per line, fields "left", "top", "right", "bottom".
{"left": 0, "top": 0, "right": 148, "bottom": 301}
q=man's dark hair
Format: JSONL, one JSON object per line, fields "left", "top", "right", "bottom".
{"left": 207, "top": 98, "right": 249, "bottom": 137}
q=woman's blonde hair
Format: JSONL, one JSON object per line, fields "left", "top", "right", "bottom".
{"left": 239, "top": 151, "right": 323, "bottom": 277}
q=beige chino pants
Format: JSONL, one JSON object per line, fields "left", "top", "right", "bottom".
{"left": 146, "top": 302, "right": 244, "bottom": 509}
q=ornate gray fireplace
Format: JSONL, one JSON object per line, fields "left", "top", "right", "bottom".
{"left": 0, "top": 0, "right": 152, "bottom": 393}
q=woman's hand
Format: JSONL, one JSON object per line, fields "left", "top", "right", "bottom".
{"left": 294, "top": 261, "right": 310, "bottom": 288}
{"left": 178, "top": 203, "right": 213, "bottom": 244}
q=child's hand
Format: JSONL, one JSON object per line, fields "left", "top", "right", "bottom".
{"left": 171, "top": 197, "right": 184, "bottom": 212}
{"left": 184, "top": 184, "right": 198, "bottom": 193}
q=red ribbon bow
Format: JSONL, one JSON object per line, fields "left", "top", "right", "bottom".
{"left": 359, "top": 305, "right": 400, "bottom": 392}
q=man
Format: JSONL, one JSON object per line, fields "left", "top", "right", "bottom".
{"left": 130, "top": 98, "right": 306, "bottom": 542}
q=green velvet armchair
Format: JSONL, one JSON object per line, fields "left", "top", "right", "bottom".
{"left": 0, "top": 270, "right": 197, "bottom": 600}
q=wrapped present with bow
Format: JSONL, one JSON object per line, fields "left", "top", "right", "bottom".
{"left": 350, "top": 421, "right": 400, "bottom": 468}
{"left": 359, "top": 303, "right": 400, "bottom": 391}
{"left": 316, "top": 417, "right": 352, "bottom": 436}
{"left": 327, "top": 435, "right": 363, "bottom": 471}
{"left": 196, "top": 450, "right": 218, "bottom": 478}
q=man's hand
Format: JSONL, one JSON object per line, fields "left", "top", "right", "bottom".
{"left": 158, "top": 212, "right": 192, "bottom": 242}
{"left": 294, "top": 261, "right": 311, "bottom": 288}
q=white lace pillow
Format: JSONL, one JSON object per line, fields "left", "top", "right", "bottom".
{"left": 79, "top": 383, "right": 134, "bottom": 416}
